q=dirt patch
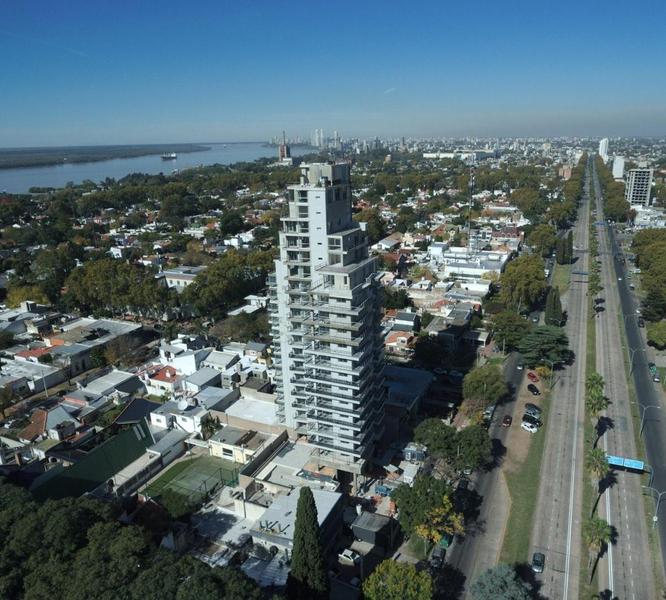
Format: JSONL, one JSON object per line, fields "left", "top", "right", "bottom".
{"left": 502, "top": 373, "right": 546, "bottom": 473}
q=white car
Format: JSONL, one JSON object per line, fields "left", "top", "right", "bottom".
{"left": 521, "top": 421, "right": 538, "bottom": 434}
{"left": 338, "top": 549, "right": 361, "bottom": 565}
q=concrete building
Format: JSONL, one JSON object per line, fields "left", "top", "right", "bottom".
{"left": 598, "top": 138, "right": 609, "bottom": 162}
{"left": 612, "top": 156, "right": 625, "bottom": 181}
{"left": 625, "top": 168, "right": 653, "bottom": 207}
{"left": 269, "top": 162, "right": 385, "bottom": 475}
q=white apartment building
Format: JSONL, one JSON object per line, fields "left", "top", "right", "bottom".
{"left": 598, "top": 138, "right": 609, "bottom": 161}
{"left": 612, "top": 156, "right": 625, "bottom": 180}
{"left": 625, "top": 168, "right": 653, "bottom": 207}
{"left": 269, "top": 163, "right": 385, "bottom": 475}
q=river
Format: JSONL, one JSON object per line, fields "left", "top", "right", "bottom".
{"left": 0, "top": 143, "right": 312, "bottom": 193}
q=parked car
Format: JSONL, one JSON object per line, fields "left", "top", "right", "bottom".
{"left": 502, "top": 415, "right": 512, "bottom": 427}
{"left": 524, "top": 403, "right": 542, "bottom": 418}
{"left": 522, "top": 413, "right": 542, "bottom": 427}
{"left": 521, "top": 421, "right": 538, "bottom": 433}
{"left": 430, "top": 546, "right": 445, "bottom": 570}
{"left": 527, "top": 371, "right": 539, "bottom": 383}
{"left": 532, "top": 552, "right": 545, "bottom": 573}
{"left": 654, "top": 374, "right": 661, "bottom": 383}
{"left": 516, "top": 362, "right": 524, "bottom": 371}
{"left": 338, "top": 549, "right": 361, "bottom": 565}
{"left": 638, "top": 317, "right": 645, "bottom": 327}
{"left": 527, "top": 383, "right": 541, "bottom": 396}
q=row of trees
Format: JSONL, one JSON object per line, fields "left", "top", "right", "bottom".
{"left": 595, "top": 156, "right": 631, "bottom": 222}
{"left": 0, "top": 478, "right": 264, "bottom": 599}
{"left": 582, "top": 373, "right": 615, "bottom": 583}
{"left": 632, "top": 228, "right": 666, "bottom": 321}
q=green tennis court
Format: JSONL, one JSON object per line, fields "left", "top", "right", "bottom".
{"left": 144, "top": 455, "right": 240, "bottom": 502}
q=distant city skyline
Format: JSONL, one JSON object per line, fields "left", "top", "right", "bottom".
{"left": 2, "top": 0, "right": 666, "bottom": 147}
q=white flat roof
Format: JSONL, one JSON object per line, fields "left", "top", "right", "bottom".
{"left": 225, "top": 397, "right": 278, "bottom": 426}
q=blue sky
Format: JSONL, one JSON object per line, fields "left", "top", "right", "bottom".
{"left": 1, "top": 0, "right": 665, "bottom": 146}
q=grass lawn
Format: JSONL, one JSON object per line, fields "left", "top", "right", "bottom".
{"left": 551, "top": 262, "right": 572, "bottom": 294}
{"left": 500, "top": 390, "right": 552, "bottom": 564}
{"left": 405, "top": 536, "right": 430, "bottom": 561}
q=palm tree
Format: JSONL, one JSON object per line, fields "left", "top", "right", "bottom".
{"left": 583, "top": 516, "right": 613, "bottom": 582}
{"left": 586, "top": 373, "right": 605, "bottom": 395}
{"left": 586, "top": 447, "right": 610, "bottom": 516}
{"left": 585, "top": 389, "right": 609, "bottom": 419}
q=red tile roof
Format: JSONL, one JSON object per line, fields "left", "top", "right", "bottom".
{"left": 151, "top": 366, "right": 179, "bottom": 383}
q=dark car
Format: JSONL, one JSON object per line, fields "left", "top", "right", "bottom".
{"left": 522, "top": 413, "right": 542, "bottom": 427}
{"left": 527, "top": 383, "right": 541, "bottom": 396}
{"left": 430, "top": 546, "right": 445, "bottom": 570}
{"left": 638, "top": 317, "right": 645, "bottom": 327}
{"left": 502, "top": 415, "right": 512, "bottom": 427}
{"left": 532, "top": 552, "right": 545, "bottom": 573}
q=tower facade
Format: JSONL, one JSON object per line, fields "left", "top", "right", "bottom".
{"left": 624, "top": 168, "right": 653, "bottom": 207}
{"left": 268, "top": 163, "right": 385, "bottom": 472}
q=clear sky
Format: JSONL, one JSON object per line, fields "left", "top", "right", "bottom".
{"left": 1, "top": 0, "right": 665, "bottom": 147}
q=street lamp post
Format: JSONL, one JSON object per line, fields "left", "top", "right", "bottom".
{"left": 642, "top": 485, "right": 666, "bottom": 528}
{"left": 627, "top": 347, "right": 646, "bottom": 375}
{"left": 632, "top": 402, "right": 661, "bottom": 436}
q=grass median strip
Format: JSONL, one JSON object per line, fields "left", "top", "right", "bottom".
{"left": 552, "top": 262, "right": 572, "bottom": 294}
{"left": 499, "top": 390, "right": 552, "bottom": 564}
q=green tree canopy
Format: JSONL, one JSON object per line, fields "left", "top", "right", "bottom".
{"left": 392, "top": 476, "right": 451, "bottom": 537}
{"left": 647, "top": 320, "right": 666, "bottom": 349}
{"left": 499, "top": 254, "right": 547, "bottom": 310}
{"left": 491, "top": 310, "right": 532, "bottom": 351}
{"left": 517, "top": 325, "right": 570, "bottom": 367}
{"left": 462, "top": 364, "right": 509, "bottom": 414}
{"left": 470, "top": 564, "right": 531, "bottom": 600}
{"left": 362, "top": 560, "right": 433, "bottom": 600}
{"left": 526, "top": 224, "right": 557, "bottom": 257}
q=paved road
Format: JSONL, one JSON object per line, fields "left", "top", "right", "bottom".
{"left": 446, "top": 352, "right": 524, "bottom": 594}
{"left": 600, "top": 193, "right": 666, "bottom": 585}
{"left": 529, "top": 160, "right": 591, "bottom": 600}
{"left": 591, "top": 159, "right": 655, "bottom": 600}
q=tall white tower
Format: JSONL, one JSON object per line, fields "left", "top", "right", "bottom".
{"left": 268, "top": 163, "right": 385, "bottom": 474}
{"left": 598, "top": 138, "right": 609, "bottom": 162}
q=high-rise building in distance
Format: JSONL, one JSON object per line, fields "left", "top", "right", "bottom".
{"left": 598, "top": 138, "right": 609, "bottom": 162}
{"left": 268, "top": 162, "right": 385, "bottom": 475}
{"left": 624, "top": 168, "right": 653, "bottom": 206}
{"left": 612, "top": 156, "right": 625, "bottom": 181}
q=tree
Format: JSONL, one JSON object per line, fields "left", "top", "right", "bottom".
{"left": 414, "top": 419, "right": 458, "bottom": 459}
{"left": 499, "top": 254, "right": 547, "bottom": 310}
{"left": 470, "top": 564, "right": 531, "bottom": 600}
{"left": 583, "top": 516, "right": 613, "bottom": 582}
{"left": 416, "top": 495, "right": 464, "bottom": 544}
{"left": 383, "top": 288, "right": 412, "bottom": 309}
{"left": 362, "top": 560, "right": 433, "bottom": 600}
{"left": 491, "top": 311, "right": 532, "bottom": 351}
{"left": 526, "top": 224, "right": 557, "bottom": 257}
{"left": 462, "top": 364, "right": 509, "bottom": 416}
{"left": 586, "top": 446, "right": 611, "bottom": 516}
{"left": 0, "top": 386, "right": 15, "bottom": 419}
{"left": 287, "top": 487, "right": 328, "bottom": 600}
{"left": 567, "top": 230, "right": 574, "bottom": 259}
{"left": 585, "top": 389, "right": 609, "bottom": 419}
{"left": 544, "top": 287, "right": 564, "bottom": 326}
{"left": 90, "top": 347, "right": 107, "bottom": 368}
{"left": 647, "top": 321, "right": 666, "bottom": 349}
{"left": 517, "top": 325, "right": 570, "bottom": 367}
{"left": 392, "top": 476, "right": 451, "bottom": 536}
{"left": 353, "top": 208, "right": 386, "bottom": 244}
{"left": 456, "top": 425, "right": 492, "bottom": 472}
{"left": 6, "top": 284, "right": 50, "bottom": 308}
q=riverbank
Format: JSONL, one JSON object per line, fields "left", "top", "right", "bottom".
{"left": 0, "top": 144, "right": 210, "bottom": 170}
